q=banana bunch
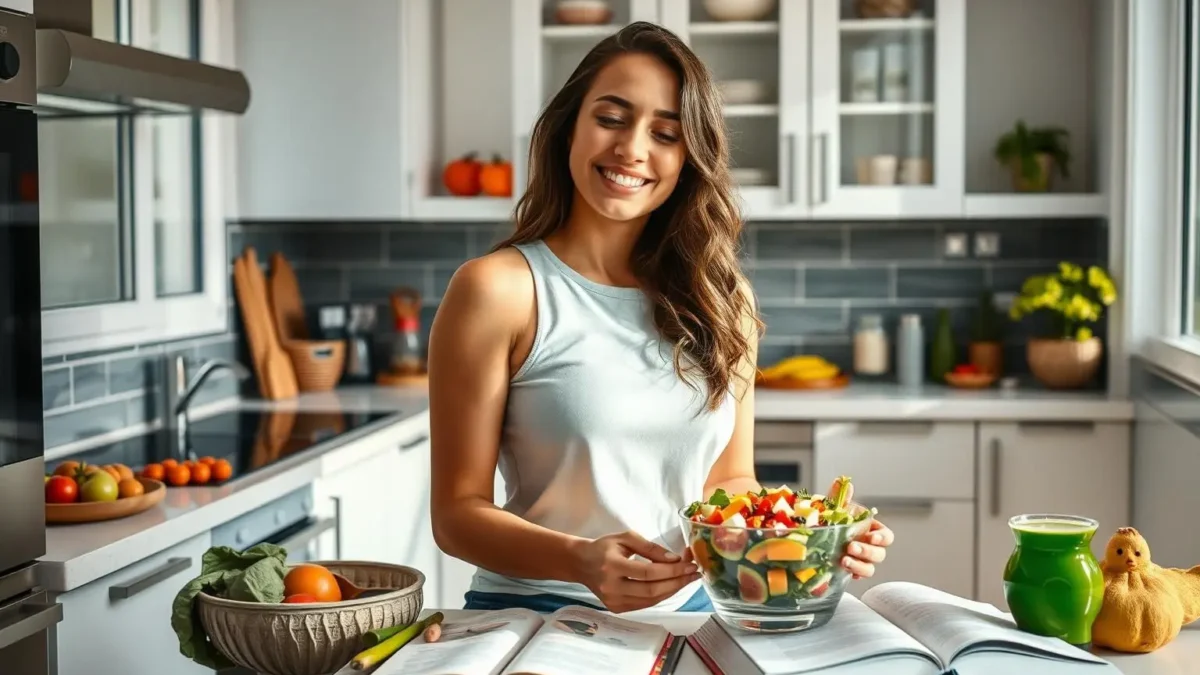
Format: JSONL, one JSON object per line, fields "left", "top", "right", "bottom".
{"left": 758, "top": 355, "right": 840, "bottom": 382}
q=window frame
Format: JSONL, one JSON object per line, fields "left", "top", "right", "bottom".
{"left": 39, "top": 0, "right": 236, "bottom": 358}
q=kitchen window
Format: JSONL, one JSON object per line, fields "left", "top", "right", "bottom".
{"left": 38, "top": 0, "right": 235, "bottom": 357}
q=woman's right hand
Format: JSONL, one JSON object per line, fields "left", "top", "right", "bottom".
{"left": 572, "top": 531, "right": 702, "bottom": 613}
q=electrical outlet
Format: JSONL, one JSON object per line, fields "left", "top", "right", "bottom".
{"left": 944, "top": 232, "right": 968, "bottom": 258}
{"left": 974, "top": 232, "right": 1001, "bottom": 258}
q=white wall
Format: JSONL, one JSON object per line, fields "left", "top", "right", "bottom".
{"left": 232, "top": 0, "right": 405, "bottom": 220}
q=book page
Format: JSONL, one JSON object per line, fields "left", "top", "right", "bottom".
{"left": 690, "top": 593, "right": 940, "bottom": 674}
{"left": 372, "top": 608, "right": 545, "bottom": 675}
{"left": 860, "top": 582, "right": 1110, "bottom": 667}
{"left": 500, "top": 605, "right": 669, "bottom": 675}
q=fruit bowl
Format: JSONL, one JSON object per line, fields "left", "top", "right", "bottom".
{"left": 45, "top": 477, "right": 166, "bottom": 524}
{"left": 197, "top": 561, "right": 424, "bottom": 675}
{"left": 678, "top": 492, "right": 875, "bottom": 633}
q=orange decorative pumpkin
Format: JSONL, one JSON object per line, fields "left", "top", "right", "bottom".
{"left": 480, "top": 155, "right": 513, "bottom": 197}
{"left": 443, "top": 153, "right": 483, "bottom": 196}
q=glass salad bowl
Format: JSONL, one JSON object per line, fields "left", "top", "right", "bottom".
{"left": 678, "top": 480, "right": 876, "bottom": 633}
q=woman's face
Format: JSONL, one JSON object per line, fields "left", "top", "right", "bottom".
{"left": 568, "top": 53, "right": 687, "bottom": 224}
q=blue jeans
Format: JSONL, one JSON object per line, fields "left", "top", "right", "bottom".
{"left": 462, "top": 585, "right": 714, "bottom": 613}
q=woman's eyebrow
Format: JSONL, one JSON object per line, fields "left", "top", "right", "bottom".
{"left": 593, "top": 94, "right": 681, "bottom": 121}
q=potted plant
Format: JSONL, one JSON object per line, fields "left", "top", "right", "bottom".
{"left": 993, "top": 120, "right": 1071, "bottom": 192}
{"left": 969, "top": 290, "right": 1005, "bottom": 376}
{"left": 1009, "top": 262, "right": 1118, "bottom": 389}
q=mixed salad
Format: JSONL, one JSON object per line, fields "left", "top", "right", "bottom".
{"left": 680, "top": 477, "right": 877, "bottom": 608}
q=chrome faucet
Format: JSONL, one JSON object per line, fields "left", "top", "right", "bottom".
{"left": 169, "top": 355, "right": 252, "bottom": 449}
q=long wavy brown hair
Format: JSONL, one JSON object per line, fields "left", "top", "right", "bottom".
{"left": 491, "top": 21, "right": 762, "bottom": 412}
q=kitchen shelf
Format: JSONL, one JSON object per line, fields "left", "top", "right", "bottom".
{"left": 839, "top": 18, "right": 935, "bottom": 33}
{"left": 541, "top": 24, "right": 621, "bottom": 40}
{"left": 408, "top": 196, "right": 513, "bottom": 222}
{"left": 688, "top": 21, "right": 779, "bottom": 36}
{"left": 840, "top": 102, "right": 935, "bottom": 115}
{"left": 963, "top": 194, "right": 1108, "bottom": 219}
{"left": 724, "top": 104, "right": 778, "bottom": 117}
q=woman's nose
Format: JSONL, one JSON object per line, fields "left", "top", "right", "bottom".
{"left": 613, "top": 129, "right": 649, "bottom": 163}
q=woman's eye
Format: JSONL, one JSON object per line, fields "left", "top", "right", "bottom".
{"left": 654, "top": 131, "right": 680, "bottom": 143}
{"left": 597, "top": 115, "right": 623, "bottom": 127}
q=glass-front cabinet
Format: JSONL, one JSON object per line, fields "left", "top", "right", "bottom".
{"left": 808, "top": 0, "right": 964, "bottom": 217}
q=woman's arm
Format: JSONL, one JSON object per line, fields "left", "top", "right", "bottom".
{"left": 702, "top": 280, "right": 762, "bottom": 498}
{"left": 427, "top": 251, "right": 587, "bottom": 584}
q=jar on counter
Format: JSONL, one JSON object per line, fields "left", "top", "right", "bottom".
{"left": 896, "top": 313, "right": 924, "bottom": 388}
{"left": 854, "top": 314, "right": 889, "bottom": 375}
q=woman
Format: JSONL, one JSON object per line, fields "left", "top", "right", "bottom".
{"left": 427, "top": 21, "right": 893, "bottom": 615}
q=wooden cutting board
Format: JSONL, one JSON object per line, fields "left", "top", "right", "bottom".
{"left": 233, "top": 247, "right": 298, "bottom": 400}
{"left": 269, "top": 252, "right": 308, "bottom": 341}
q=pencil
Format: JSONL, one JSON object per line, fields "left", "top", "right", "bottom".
{"left": 660, "top": 634, "right": 687, "bottom": 675}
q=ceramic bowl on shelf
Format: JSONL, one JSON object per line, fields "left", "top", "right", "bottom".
{"left": 679, "top": 501, "right": 876, "bottom": 632}
{"left": 197, "top": 561, "right": 424, "bottom": 675}
{"left": 718, "top": 79, "right": 770, "bottom": 105}
{"left": 703, "top": 0, "right": 777, "bottom": 22}
{"left": 554, "top": 0, "right": 613, "bottom": 25}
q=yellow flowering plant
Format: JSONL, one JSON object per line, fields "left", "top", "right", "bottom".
{"left": 1009, "top": 262, "right": 1118, "bottom": 341}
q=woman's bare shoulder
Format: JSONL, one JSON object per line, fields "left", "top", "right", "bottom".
{"left": 438, "top": 246, "right": 535, "bottom": 327}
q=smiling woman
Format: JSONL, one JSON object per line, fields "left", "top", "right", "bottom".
{"left": 426, "top": 21, "right": 894, "bottom": 616}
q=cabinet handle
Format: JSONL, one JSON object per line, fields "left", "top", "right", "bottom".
{"left": 109, "top": 557, "right": 192, "bottom": 601}
{"left": 0, "top": 600, "right": 62, "bottom": 650}
{"left": 1016, "top": 421, "right": 1096, "bottom": 433}
{"left": 858, "top": 497, "right": 935, "bottom": 515}
{"left": 275, "top": 517, "right": 338, "bottom": 555}
{"left": 809, "top": 132, "right": 829, "bottom": 206}
{"left": 783, "top": 133, "right": 797, "bottom": 204}
{"left": 990, "top": 438, "right": 1002, "bottom": 517}
{"left": 399, "top": 434, "right": 429, "bottom": 451}
{"left": 853, "top": 421, "right": 935, "bottom": 436}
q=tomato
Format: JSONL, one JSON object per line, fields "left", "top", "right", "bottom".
{"left": 953, "top": 363, "right": 979, "bottom": 375}
{"left": 141, "top": 463, "right": 165, "bottom": 481}
{"left": 45, "top": 476, "right": 78, "bottom": 504}
{"left": 283, "top": 593, "right": 317, "bottom": 604}
{"left": 283, "top": 564, "right": 342, "bottom": 603}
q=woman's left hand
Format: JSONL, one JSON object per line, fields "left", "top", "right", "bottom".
{"left": 825, "top": 478, "right": 895, "bottom": 579}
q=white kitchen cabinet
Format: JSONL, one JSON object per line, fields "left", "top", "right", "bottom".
{"left": 314, "top": 432, "right": 442, "bottom": 608}
{"left": 814, "top": 421, "right": 976, "bottom": 599}
{"left": 753, "top": 422, "right": 815, "bottom": 493}
{"left": 50, "top": 531, "right": 213, "bottom": 675}
{"left": 975, "top": 421, "right": 1131, "bottom": 609}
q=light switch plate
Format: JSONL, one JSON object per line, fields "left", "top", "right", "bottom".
{"left": 975, "top": 232, "right": 1001, "bottom": 258}
{"left": 944, "top": 232, "right": 968, "bottom": 258}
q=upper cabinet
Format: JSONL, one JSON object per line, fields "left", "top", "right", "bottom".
{"left": 387, "top": 0, "right": 1119, "bottom": 223}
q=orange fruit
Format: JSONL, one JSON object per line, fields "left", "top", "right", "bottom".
{"left": 141, "top": 463, "right": 165, "bottom": 481}
{"left": 198, "top": 456, "right": 216, "bottom": 466}
{"left": 211, "top": 459, "right": 233, "bottom": 482}
{"left": 161, "top": 459, "right": 179, "bottom": 470}
{"left": 103, "top": 465, "right": 122, "bottom": 483}
{"left": 114, "top": 464, "right": 134, "bottom": 481}
{"left": 166, "top": 464, "right": 191, "bottom": 487}
{"left": 54, "top": 461, "right": 80, "bottom": 477}
{"left": 117, "top": 478, "right": 144, "bottom": 498}
{"left": 190, "top": 463, "right": 211, "bottom": 485}
{"left": 283, "top": 564, "right": 341, "bottom": 603}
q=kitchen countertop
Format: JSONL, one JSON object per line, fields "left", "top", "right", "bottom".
{"left": 371, "top": 609, "right": 1198, "bottom": 675}
{"left": 36, "top": 381, "right": 1132, "bottom": 592}
{"left": 755, "top": 383, "right": 1134, "bottom": 421}
{"left": 37, "top": 386, "right": 431, "bottom": 593}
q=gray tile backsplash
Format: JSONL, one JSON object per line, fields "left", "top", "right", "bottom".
{"left": 229, "top": 217, "right": 1108, "bottom": 386}
{"left": 41, "top": 333, "right": 240, "bottom": 451}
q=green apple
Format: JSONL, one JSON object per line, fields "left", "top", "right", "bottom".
{"left": 80, "top": 472, "right": 119, "bottom": 502}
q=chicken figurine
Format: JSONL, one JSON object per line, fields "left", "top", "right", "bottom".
{"left": 1091, "top": 527, "right": 1200, "bottom": 653}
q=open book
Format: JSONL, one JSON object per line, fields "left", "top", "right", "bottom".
{"left": 362, "top": 605, "right": 675, "bottom": 675}
{"left": 687, "top": 581, "right": 1124, "bottom": 675}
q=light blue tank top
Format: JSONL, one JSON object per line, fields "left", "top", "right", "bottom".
{"left": 469, "top": 239, "right": 737, "bottom": 610}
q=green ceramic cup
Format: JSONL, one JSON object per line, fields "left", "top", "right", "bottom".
{"left": 1002, "top": 514, "right": 1105, "bottom": 649}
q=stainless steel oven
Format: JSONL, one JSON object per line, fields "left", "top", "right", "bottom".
{"left": 0, "top": 6, "right": 62, "bottom": 675}
{"left": 754, "top": 422, "right": 815, "bottom": 493}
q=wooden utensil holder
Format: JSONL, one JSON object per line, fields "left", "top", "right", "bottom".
{"left": 282, "top": 340, "right": 346, "bottom": 392}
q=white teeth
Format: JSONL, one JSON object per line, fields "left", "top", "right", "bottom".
{"left": 602, "top": 169, "right": 647, "bottom": 188}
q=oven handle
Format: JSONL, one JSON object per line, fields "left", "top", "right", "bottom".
{"left": 0, "top": 600, "right": 63, "bottom": 650}
{"left": 274, "top": 517, "right": 339, "bottom": 554}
